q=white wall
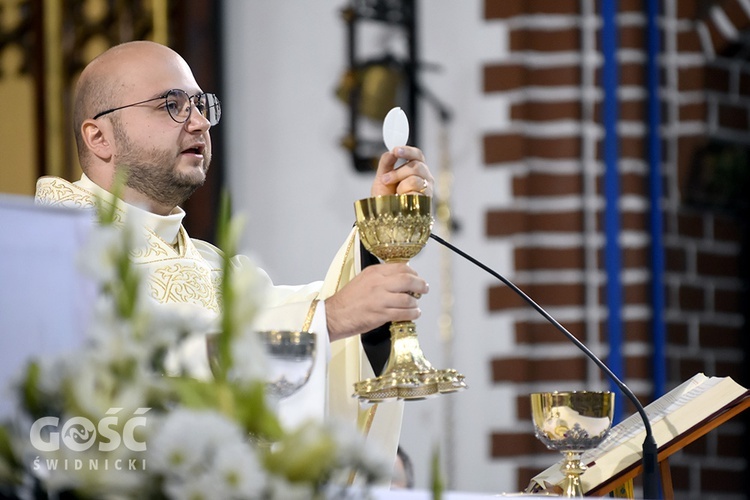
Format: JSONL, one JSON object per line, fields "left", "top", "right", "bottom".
{"left": 222, "top": 0, "right": 518, "bottom": 493}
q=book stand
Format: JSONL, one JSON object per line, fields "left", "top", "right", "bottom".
{"left": 589, "top": 391, "right": 750, "bottom": 499}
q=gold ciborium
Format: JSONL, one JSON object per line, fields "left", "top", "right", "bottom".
{"left": 530, "top": 391, "right": 615, "bottom": 497}
{"left": 353, "top": 194, "right": 466, "bottom": 402}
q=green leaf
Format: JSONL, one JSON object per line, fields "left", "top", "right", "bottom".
{"left": 431, "top": 445, "right": 444, "bottom": 500}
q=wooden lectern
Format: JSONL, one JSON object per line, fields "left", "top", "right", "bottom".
{"left": 528, "top": 375, "right": 750, "bottom": 499}
{"left": 591, "top": 391, "right": 750, "bottom": 499}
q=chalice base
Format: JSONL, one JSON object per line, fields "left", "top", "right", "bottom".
{"left": 353, "top": 321, "right": 467, "bottom": 402}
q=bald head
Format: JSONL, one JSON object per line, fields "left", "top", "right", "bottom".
{"left": 73, "top": 41, "right": 193, "bottom": 170}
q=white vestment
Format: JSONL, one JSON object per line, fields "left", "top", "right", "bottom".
{"left": 34, "top": 174, "right": 403, "bottom": 485}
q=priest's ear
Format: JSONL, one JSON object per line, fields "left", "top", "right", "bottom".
{"left": 80, "top": 118, "right": 114, "bottom": 162}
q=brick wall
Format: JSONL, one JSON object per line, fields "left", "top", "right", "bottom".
{"left": 482, "top": 0, "right": 748, "bottom": 497}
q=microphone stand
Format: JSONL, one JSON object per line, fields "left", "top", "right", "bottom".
{"left": 429, "top": 232, "right": 660, "bottom": 499}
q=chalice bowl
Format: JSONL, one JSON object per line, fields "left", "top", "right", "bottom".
{"left": 353, "top": 194, "right": 466, "bottom": 401}
{"left": 530, "top": 391, "right": 615, "bottom": 497}
{"left": 258, "top": 330, "right": 316, "bottom": 399}
{"left": 207, "top": 331, "right": 316, "bottom": 399}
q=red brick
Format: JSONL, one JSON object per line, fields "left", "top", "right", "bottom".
{"left": 490, "top": 432, "right": 547, "bottom": 458}
{"left": 715, "top": 360, "right": 743, "bottom": 381}
{"left": 514, "top": 246, "right": 584, "bottom": 271}
{"left": 490, "top": 282, "right": 586, "bottom": 310}
{"left": 512, "top": 172, "right": 583, "bottom": 197}
{"left": 527, "top": 136, "right": 581, "bottom": 159}
{"left": 483, "top": 132, "right": 523, "bottom": 163}
{"left": 679, "top": 284, "right": 706, "bottom": 312}
{"left": 516, "top": 467, "right": 542, "bottom": 493}
{"left": 713, "top": 215, "right": 742, "bottom": 241}
{"left": 701, "top": 466, "right": 746, "bottom": 493}
{"left": 722, "top": 0, "right": 750, "bottom": 32}
{"left": 490, "top": 356, "right": 587, "bottom": 383}
{"left": 717, "top": 432, "right": 745, "bottom": 458}
{"left": 618, "top": 0, "right": 644, "bottom": 14}
{"left": 739, "top": 71, "right": 750, "bottom": 96}
{"left": 620, "top": 172, "right": 646, "bottom": 196}
{"left": 679, "top": 101, "right": 707, "bottom": 121}
{"left": 678, "top": 358, "right": 709, "bottom": 381}
{"left": 665, "top": 245, "right": 687, "bottom": 272}
{"left": 515, "top": 319, "right": 586, "bottom": 344}
{"left": 698, "top": 323, "right": 742, "bottom": 348}
{"left": 675, "top": 1, "right": 699, "bottom": 19}
{"left": 596, "top": 135, "right": 646, "bottom": 160}
{"left": 625, "top": 319, "right": 651, "bottom": 343}
{"left": 696, "top": 250, "right": 739, "bottom": 277}
{"left": 706, "top": 65, "right": 731, "bottom": 92}
{"left": 677, "top": 136, "right": 708, "bottom": 194}
{"left": 619, "top": 25, "right": 645, "bottom": 49}
{"left": 484, "top": 63, "right": 524, "bottom": 92}
{"left": 510, "top": 27, "right": 580, "bottom": 52}
{"left": 670, "top": 463, "right": 690, "bottom": 491}
{"left": 678, "top": 66, "right": 706, "bottom": 92}
{"left": 718, "top": 103, "right": 749, "bottom": 130}
{"left": 622, "top": 246, "right": 649, "bottom": 269}
{"left": 484, "top": 210, "right": 526, "bottom": 236}
{"left": 714, "top": 287, "right": 740, "bottom": 314}
{"left": 677, "top": 29, "right": 703, "bottom": 53}
{"left": 484, "top": 0, "right": 522, "bottom": 19}
{"left": 681, "top": 435, "right": 709, "bottom": 458}
{"left": 620, "top": 62, "right": 646, "bottom": 86}
{"left": 511, "top": 100, "right": 581, "bottom": 121}
{"left": 487, "top": 209, "right": 584, "bottom": 236}
{"left": 667, "top": 321, "right": 690, "bottom": 346}
{"left": 705, "top": 18, "right": 733, "bottom": 56}
{"left": 618, "top": 97, "right": 647, "bottom": 121}
{"left": 677, "top": 212, "right": 704, "bottom": 238}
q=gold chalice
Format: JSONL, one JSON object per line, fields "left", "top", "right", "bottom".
{"left": 530, "top": 391, "right": 614, "bottom": 497}
{"left": 353, "top": 194, "right": 466, "bottom": 402}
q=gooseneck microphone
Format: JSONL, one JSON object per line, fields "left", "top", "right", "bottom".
{"left": 429, "top": 232, "right": 660, "bottom": 499}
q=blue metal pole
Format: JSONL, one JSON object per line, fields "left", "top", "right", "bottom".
{"left": 647, "top": 0, "right": 667, "bottom": 399}
{"left": 601, "top": 0, "right": 625, "bottom": 423}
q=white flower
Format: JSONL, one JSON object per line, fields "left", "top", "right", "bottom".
{"left": 228, "top": 260, "right": 269, "bottom": 329}
{"left": 210, "top": 441, "right": 266, "bottom": 498}
{"left": 228, "top": 327, "right": 269, "bottom": 384}
{"left": 163, "top": 472, "right": 217, "bottom": 500}
{"left": 76, "top": 225, "right": 122, "bottom": 283}
{"left": 148, "top": 409, "right": 246, "bottom": 479}
{"left": 265, "top": 475, "right": 315, "bottom": 500}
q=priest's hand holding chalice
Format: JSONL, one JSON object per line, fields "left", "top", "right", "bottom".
{"left": 353, "top": 108, "right": 467, "bottom": 402}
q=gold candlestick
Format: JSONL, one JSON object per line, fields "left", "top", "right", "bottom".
{"left": 353, "top": 194, "right": 466, "bottom": 402}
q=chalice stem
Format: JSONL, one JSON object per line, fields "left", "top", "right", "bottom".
{"left": 381, "top": 321, "right": 435, "bottom": 375}
{"left": 560, "top": 451, "right": 586, "bottom": 498}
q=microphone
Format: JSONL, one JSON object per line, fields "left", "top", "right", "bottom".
{"left": 429, "top": 232, "right": 660, "bottom": 499}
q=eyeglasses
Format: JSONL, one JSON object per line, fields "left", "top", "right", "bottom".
{"left": 92, "top": 89, "right": 222, "bottom": 126}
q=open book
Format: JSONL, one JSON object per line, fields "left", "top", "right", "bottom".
{"left": 527, "top": 373, "right": 750, "bottom": 494}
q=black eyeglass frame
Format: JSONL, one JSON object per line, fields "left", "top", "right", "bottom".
{"left": 92, "top": 89, "right": 221, "bottom": 126}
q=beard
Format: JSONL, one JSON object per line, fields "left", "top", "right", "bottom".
{"left": 111, "top": 118, "right": 210, "bottom": 209}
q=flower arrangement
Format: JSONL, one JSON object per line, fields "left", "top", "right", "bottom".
{"left": 0, "top": 190, "right": 389, "bottom": 499}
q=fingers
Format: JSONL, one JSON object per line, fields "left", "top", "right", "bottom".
{"left": 371, "top": 146, "right": 435, "bottom": 197}
{"left": 324, "top": 263, "right": 429, "bottom": 341}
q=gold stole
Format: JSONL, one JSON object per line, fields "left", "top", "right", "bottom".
{"left": 318, "top": 228, "right": 405, "bottom": 486}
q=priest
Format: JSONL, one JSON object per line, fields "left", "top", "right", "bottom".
{"left": 34, "top": 40, "right": 435, "bottom": 484}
